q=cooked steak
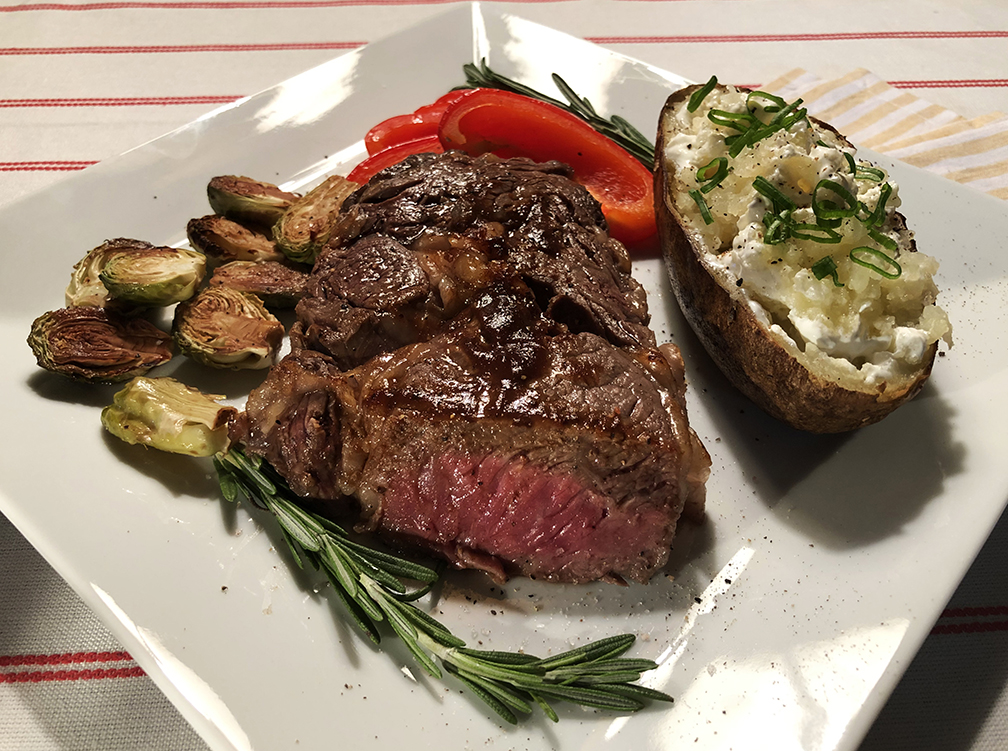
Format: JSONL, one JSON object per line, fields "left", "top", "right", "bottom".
{"left": 239, "top": 152, "right": 709, "bottom": 584}
{"left": 292, "top": 152, "right": 653, "bottom": 368}
{"left": 242, "top": 285, "right": 708, "bottom": 583}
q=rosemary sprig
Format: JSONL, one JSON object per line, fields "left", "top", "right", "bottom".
{"left": 460, "top": 60, "right": 657, "bottom": 166}
{"left": 214, "top": 447, "right": 672, "bottom": 724}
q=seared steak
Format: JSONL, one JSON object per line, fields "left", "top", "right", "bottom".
{"left": 292, "top": 152, "right": 653, "bottom": 368}
{"left": 239, "top": 152, "right": 709, "bottom": 584}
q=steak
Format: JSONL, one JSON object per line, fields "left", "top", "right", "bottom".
{"left": 291, "top": 151, "right": 654, "bottom": 368}
{"left": 238, "top": 152, "right": 709, "bottom": 584}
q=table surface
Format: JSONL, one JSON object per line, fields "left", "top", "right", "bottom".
{"left": 2, "top": 1, "right": 1007, "bottom": 749}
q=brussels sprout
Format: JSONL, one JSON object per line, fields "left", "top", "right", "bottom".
{"left": 208, "top": 260, "right": 310, "bottom": 308}
{"left": 27, "top": 306, "right": 173, "bottom": 383}
{"left": 101, "top": 376, "right": 238, "bottom": 457}
{"left": 207, "top": 175, "right": 299, "bottom": 227}
{"left": 273, "top": 174, "right": 358, "bottom": 264}
{"left": 99, "top": 245, "right": 206, "bottom": 306}
{"left": 187, "top": 215, "right": 286, "bottom": 264}
{"left": 66, "top": 238, "right": 154, "bottom": 308}
{"left": 173, "top": 287, "right": 284, "bottom": 369}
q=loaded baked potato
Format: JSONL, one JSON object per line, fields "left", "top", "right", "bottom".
{"left": 655, "top": 80, "right": 952, "bottom": 433}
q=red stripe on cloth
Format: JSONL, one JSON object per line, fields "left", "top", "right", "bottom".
{"left": 586, "top": 31, "right": 1008, "bottom": 44}
{"left": 890, "top": 79, "right": 1008, "bottom": 89}
{"left": 0, "top": 666, "right": 146, "bottom": 683}
{"left": 0, "top": 161, "right": 97, "bottom": 171}
{"left": 0, "top": 95, "right": 243, "bottom": 107}
{"left": 931, "top": 620, "right": 1008, "bottom": 636}
{"left": 941, "top": 605, "right": 1008, "bottom": 618}
{"left": 0, "top": 651, "right": 133, "bottom": 667}
{"left": 0, "top": 0, "right": 562, "bottom": 10}
{"left": 0, "top": 41, "right": 364, "bottom": 55}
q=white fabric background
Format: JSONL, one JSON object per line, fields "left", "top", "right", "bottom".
{"left": 2, "top": 1, "right": 1007, "bottom": 749}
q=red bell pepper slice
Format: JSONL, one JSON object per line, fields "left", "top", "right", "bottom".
{"left": 347, "top": 135, "right": 443, "bottom": 184}
{"left": 437, "top": 88, "right": 656, "bottom": 246}
{"left": 364, "top": 90, "right": 476, "bottom": 157}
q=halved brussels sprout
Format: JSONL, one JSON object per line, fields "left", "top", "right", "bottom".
{"left": 173, "top": 287, "right": 284, "bottom": 369}
{"left": 187, "top": 215, "right": 286, "bottom": 264}
{"left": 66, "top": 238, "right": 153, "bottom": 308}
{"left": 101, "top": 376, "right": 238, "bottom": 456}
{"left": 28, "top": 306, "right": 173, "bottom": 383}
{"left": 207, "top": 175, "right": 300, "bottom": 227}
{"left": 208, "top": 260, "right": 310, "bottom": 308}
{"left": 99, "top": 245, "right": 206, "bottom": 306}
{"left": 273, "top": 174, "right": 359, "bottom": 264}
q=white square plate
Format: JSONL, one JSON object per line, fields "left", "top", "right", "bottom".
{"left": 3, "top": 4, "right": 1007, "bottom": 750}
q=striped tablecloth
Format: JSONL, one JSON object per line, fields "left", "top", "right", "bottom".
{"left": 3, "top": 1, "right": 1007, "bottom": 749}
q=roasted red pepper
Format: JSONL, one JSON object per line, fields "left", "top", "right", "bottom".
{"left": 346, "top": 135, "right": 444, "bottom": 185}
{"left": 436, "top": 88, "right": 657, "bottom": 246}
{"left": 364, "top": 90, "right": 476, "bottom": 157}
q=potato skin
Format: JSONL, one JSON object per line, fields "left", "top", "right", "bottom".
{"left": 654, "top": 85, "right": 937, "bottom": 433}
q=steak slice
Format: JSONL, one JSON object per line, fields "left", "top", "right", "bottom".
{"left": 291, "top": 152, "right": 654, "bottom": 369}
{"left": 240, "top": 286, "right": 709, "bottom": 584}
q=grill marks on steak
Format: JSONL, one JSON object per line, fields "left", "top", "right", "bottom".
{"left": 292, "top": 152, "right": 653, "bottom": 368}
{"left": 240, "top": 152, "right": 710, "bottom": 584}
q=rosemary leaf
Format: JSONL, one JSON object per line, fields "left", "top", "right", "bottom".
{"left": 214, "top": 447, "right": 673, "bottom": 724}
{"left": 460, "top": 60, "right": 656, "bottom": 166}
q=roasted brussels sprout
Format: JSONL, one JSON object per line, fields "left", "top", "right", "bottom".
{"left": 173, "top": 287, "right": 284, "bottom": 369}
{"left": 101, "top": 376, "right": 238, "bottom": 456}
{"left": 28, "top": 306, "right": 173, "bottom": 383}
{"left": 99, "top": 245, "right": 206, "bottom": 306}
{"left": 187, "top": 215, "right": 286, "bottom": 264}
{"left": 66, "top": 238, "right": 154, "bottom": 308}
{"left": 207, "top": 175, "right": 299, "bottom": 227}
{"left": 208, "top": 260, "right": 310, "bottom": 308}
{"left": 273, "top": 174, "right": 358, "bottom": 264}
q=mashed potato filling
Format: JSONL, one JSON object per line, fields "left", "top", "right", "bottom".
{"left": 663, "top": 86, "right": 951, "bottom": 387}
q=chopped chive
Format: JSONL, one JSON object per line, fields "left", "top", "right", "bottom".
{"left": 688, "top": 75, "right": 718, "bottom": 112}
{"left": 697, "top": 156, "right": 730, "bottom": 193}
{"left": 746, "top": 90, "right": 787, "bottom": 114}
{"left": 812, "top": 179, "right": 858, "bottom": 221}
{"left": 850, "top": 246, "right": 902, "bottom": 279}
{"left": 843, "top": 152, "right": 857, "bottom": 174}
{"left": 866, "top": 226, "right": 899, "bottom": 252}
{"left": 752, "top": 175, "right": 796, "bottom": 213}
{"left": 764, "top": 215, "right": 791, "bottom": 245}
{"left": 708, "top": 108, "right": 758, "bottom": 132}
{"left": 856, "top": 164, "right": 886, "bottom": 182}
{"left": 790, "top": 223, "right": 843, "bottom": 244}
{"left": 861, "top": 182, "right": 893, "bottom": 227}
{"left": 811, "top": 256, "right": 844, "bottom": 287}
{"left": 689, "top": 189, "right": 714, "bottom": 224}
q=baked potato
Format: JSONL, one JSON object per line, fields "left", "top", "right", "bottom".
{"left": 655, "top": 80, "right": 951, "bottom": 433}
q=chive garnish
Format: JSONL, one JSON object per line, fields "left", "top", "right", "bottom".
{"left": 690, "top": 189, "right": 714, "bottom": 224}
{"left": 860, "top": 182, "right": 893, "bottom": 227}
{"left": 764, "top": 215, "right": 790, "bottom": 245}
{"left": 790, "top": 223, "right": 842, "bottom": 244}
{"left": 746, "top": 90, "right": 787, "bottom": 114}
{"left": 866, "top": 226, "right": 899, "bottom": 252}
{"left": 697, "top": 156, "right": 730, "bottom": 193}
{"left": 850, "top": 247, "right": 902, "bottom": 278}
{"left": 812, "top": 179, "right": 858, "bottom": 221}
{"left": 752, "top": 176, "right": 795, "bottom": 213}
{"left": 843, "top": 152, "right": 857, "bottom": 174}
{"left": 855, "top": 164, "right": 886, "bottom": 182}
{"left": 811, "top": 256, "right": 844, "bottom": 286}
{"left": 688, "top": 75, "right": 718, "bottom": 112}
{"left": 708, "top": 109, "right": 758, "bottom": 132}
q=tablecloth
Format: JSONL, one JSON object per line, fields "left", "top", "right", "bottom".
{"left": 2, "top": 1, "right": 1007, "bottom": 749}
